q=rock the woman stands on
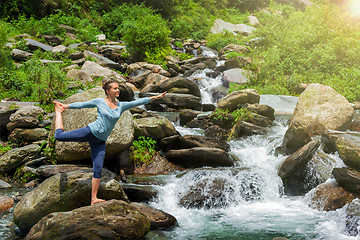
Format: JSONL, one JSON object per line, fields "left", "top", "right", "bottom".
{"left": 53, "top": 80, "right": 166, "bottom": 205}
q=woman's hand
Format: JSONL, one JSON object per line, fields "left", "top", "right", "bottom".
{"left": 149, "top": 91, "right": 167, "bottom": 101}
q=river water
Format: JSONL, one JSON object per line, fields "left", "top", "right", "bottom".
{"left": 1, "top": 50, "right": 358, "bottom": 239}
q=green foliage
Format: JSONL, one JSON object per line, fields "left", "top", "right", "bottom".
{"left": 122, "top": 9, "right": 171, "bottom": 60}
{"left": 43, "top": 136, "right": 57, "bottom": 165}
{"left": 130, "top": 136, "right": 157, "bottom": 167}
{"left": 232, "top": 108, "right": 254, "bottom": 123}
{"left": 14, "top": 167, "right": 36, "bottom": 183}
{"left": 210, "top": 108, "right": 230, "bottom": 121}
{"left": 0, "top": 142, "right": 14, "bottom": 155}
{"left": 206, "top": 31, "right": 243, "bottom": 51}
{"left": 245, "top": 2, "right": 360, "bottom": 101}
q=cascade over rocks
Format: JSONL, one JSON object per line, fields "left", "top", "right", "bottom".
{"left": 345, "top": 198, "right": 360, "bottom": 236}
{"left": 14, "top": 169, "right": 128, "bottom": 233}
{"left": 278, "top": 140, "right": 321, "bottom": 195}
{"left": 288, "top": 83, "right": 354, "bottom": 137}
{"left": 165, "top": 147, "right": 235, "bottom": 168}
{"left": 50, "top": 87, "right": 134, "bottom": 162}
{"left": 25, "top": 200, "right": 150, "bottom": 240}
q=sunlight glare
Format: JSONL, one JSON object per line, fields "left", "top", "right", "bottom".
{"left": 349, "top": 0, "right": 360, "bottom": 17}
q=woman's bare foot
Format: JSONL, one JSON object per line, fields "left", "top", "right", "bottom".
{"left": 53, "top": 101, "right": 64, "bottom": 113}
{"left": 91, "top": 198, "right": 106, "bottom": 205}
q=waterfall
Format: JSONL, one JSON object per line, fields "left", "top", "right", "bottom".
{"left": 144, "top": 64, "right": 357, "bottom": 239}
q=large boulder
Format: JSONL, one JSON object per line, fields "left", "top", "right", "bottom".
{"left": 289, "top": 83, "right": 354, "bottom": 137}
{"left": 307, "top": 182, "right": 357, "bottom": 211}
{"left": 66, "top": 69, "right": 92, "bottom": 82}
{"left": 50, "top": 87, "right": 134, "bottom": 162}
{"left": 159, "top": 76, "right": 201, "bottom": 97}
{"left": 335, "top": 134, "right": 360, "bottom": 171}
{"left": 83, "top": 50, "right": 121, "bottom": 70}
{"left": 217, "top": 89, "right": 260, "bottom": 112}
{"left": 165, "top": 147, "right": 235, "bottom": 168}
{"left": 0, "top": 144, "right": 40, "bottom": 174}
{"left": 14, "top": 169, "right": 128, "bottom": 233}
{"left": 35, "top": 164, "right": 90, "bottom": 178}
{"left": 134, "top": 116, "right": 178, "bottom": 140}
{"left": 25, "top": 200, "right": 150, "bottom": 240}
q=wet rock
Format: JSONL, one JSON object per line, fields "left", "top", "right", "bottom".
{"left": 229, "top": 121, "right": 268, "bottom": 140}
{"left": 321, "top": 130, "right": 349, "bottom": 154}
{"left": 289, "top": 83, "right": 354, "bottom": 137}
{"left": 25, "top": 200, "right": 150, "bottom": 240}
{"left": 14, "top": 169, "right": 128, "bottom": 233}
{"left": 204, "top": 125, "right": 230, "bottom": 141}
{"left": 0, "top": 144, "right": 40, "bottom": 174}
{"left": 335, "top": 133, "right": 360, "bottom": 171}
{"left": 278, "top": 140, "right": 321, "bottom": 195}
{"left": 217, "top": 89, "right": 260, "bottom": 112}
{"left": 307, "top": 182, "right": 357, "bottom": 211}
{"left": 165, "top": 147, "right": 235, "bottom": 168}
{"left": 282, "top": 120, "right": 312, "bottom": 154}
{"left": 332, "top": 168, "right": 360, "bottom": 195}
{"left": 134, "top": 116, "right": 178, "bottom": 140}
{"left": 0, "top": 196, "right": 14, "bottom": 214}
{"left": 131, "top": 202, "right": 178, "bottom": 230}
{"left": 122, "top": 184, "right": 159, "bottom": 202}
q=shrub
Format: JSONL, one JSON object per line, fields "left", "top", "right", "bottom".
{"left": 130, "top": 136, "right": 157, "bottom": 167}
{"left": 206, "top": 30, "right": 243, "bottom": 51}
{"left": 122, "top": 10, "right": 171, "bottom": 60}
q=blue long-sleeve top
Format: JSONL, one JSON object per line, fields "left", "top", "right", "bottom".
{"left": 69, "top": 97, "right": 151, "bottom": 141}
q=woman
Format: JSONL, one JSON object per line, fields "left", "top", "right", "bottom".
{"left": 53, "top": 80, "right": 166, "bottom": 205}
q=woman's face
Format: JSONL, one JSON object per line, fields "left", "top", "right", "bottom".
{"left": 107, "top": 83, "right": 120, "bottom": 98}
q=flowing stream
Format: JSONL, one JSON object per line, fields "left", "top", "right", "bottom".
{"left": 0, "top": 49, "right": 358, "bottom": 239}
